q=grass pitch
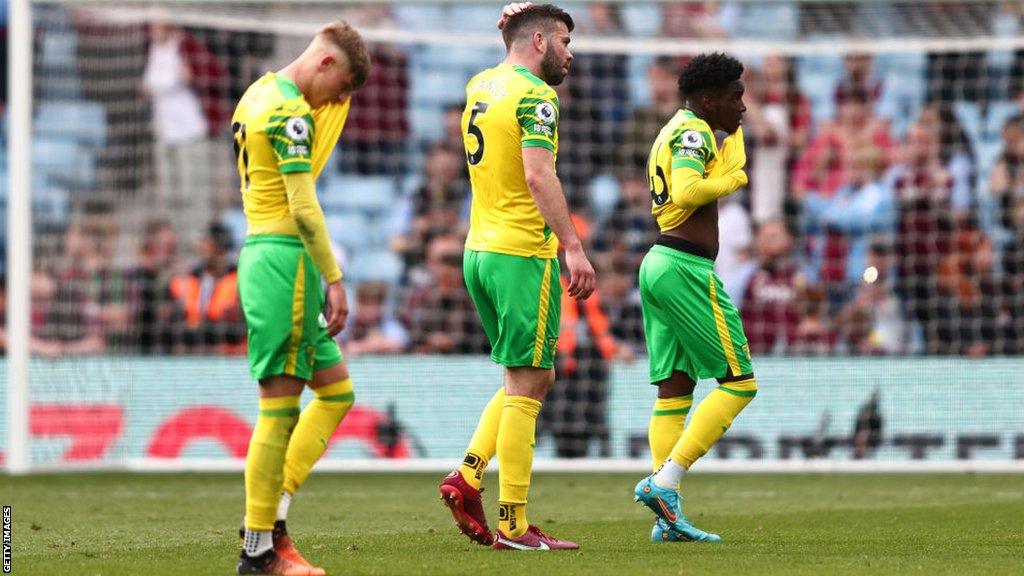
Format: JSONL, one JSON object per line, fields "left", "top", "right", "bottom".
{"left": 2, "top": 472, "right": 1021, "bottom": 575}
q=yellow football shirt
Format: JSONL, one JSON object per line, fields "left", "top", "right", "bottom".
{"left": 648, "top": 108, "right": 720, "bottom": 231}
{"left": 462, "top": 63, "right": 560, "bottom": 259}
{"left": 232, "top": 72, "right": 350, "bottom": 237}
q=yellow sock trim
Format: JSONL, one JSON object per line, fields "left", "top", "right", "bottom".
{"left": 671, "top": 378, "right": 757, "bottom": 469}
{"left": 246, "top": 395, "right": 300, "bottom": 531}
{"left": 496, "top": 396, "right": 541, "bottom": 512}
{"left": 459, "top": 387, "right": 505, "bottom": 489}
{"left": 649, "top": 395, "right": 692, "bottom": 472}
{"left": 282, "top": 379, "right": 355, "bottom": 495}
{"left": 499, "top": 502, "right": 529, "bottom": 538}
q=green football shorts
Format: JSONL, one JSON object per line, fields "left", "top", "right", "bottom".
{"left": 463, "top": 249, "right": 561, "bottom": 369}
{"left": 237, "top": 235, "right": 344, "bottom": 382}
{"left": 639, "top": 243, "right": 753, "bottom": 384}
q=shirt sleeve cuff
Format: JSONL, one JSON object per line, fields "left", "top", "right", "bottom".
{"left": 522, "top": 139, "right": 555, "bottom": 152}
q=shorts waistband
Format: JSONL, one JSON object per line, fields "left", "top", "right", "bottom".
{"left": 653, "top": 235, "right": 714, "bottom": 262}
{"left": 244, "top": 234, "right": 304, "bottom": 247}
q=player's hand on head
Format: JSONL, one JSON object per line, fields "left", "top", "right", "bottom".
{"left": 497, "top": 2, "right": 533, "bottom": 29}
{"left": 564, "top": 245, "right": 596, "bottom": 300}
{"left": 324, "top": 280, "right": 349, "bottom": 336}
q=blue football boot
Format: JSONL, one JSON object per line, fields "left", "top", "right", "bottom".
{"left": 634, "top": 476, "right": 722, "bottom": 543}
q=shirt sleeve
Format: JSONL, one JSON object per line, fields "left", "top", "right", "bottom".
{"left": 518, "top": 86, "right": 559, "bottom": 151}
{"left": 266, "top": 99, "right": 316, "bottom": 174}
{"left": 670, "top": 126, "right": 716, "bottom": 174}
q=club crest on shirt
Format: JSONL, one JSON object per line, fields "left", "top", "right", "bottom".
{"left": 535, "top": 102, "right": 556, "bottom": 125}
{"left": 682, "top": 130, "right": 703, "bottom": 149}
{"left": 285, "top": 117, "right": 309, "bottom": 142}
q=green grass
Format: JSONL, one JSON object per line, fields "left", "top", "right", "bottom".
{"left": 2, "top": 472, "right": 1022, "bottom": 575}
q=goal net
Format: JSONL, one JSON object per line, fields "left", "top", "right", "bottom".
{"left": 4, "top": 0, "right": 1024, "bottom": 472}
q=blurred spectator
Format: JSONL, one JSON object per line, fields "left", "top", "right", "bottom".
{"left": 935, "top": 217, "right": 1018, "bottom": 355}
{"left": 391, "top": 144, "right": 469, "bottom": 285}
{"left": 543, "top": 215, "right": 631, "bottom": 458}
{"left": 441, "top": 102, "right": 468, "bottom": 158}
{"left": 327, "top": 4, "right": 407, "bottom": 174}
{"left": 168, "top": 221, "right": 244, "bottom": 353}
{"left": 619, "top": 56, "right": 681, "bottom": 174}
{"left": 743, "top": 55, "right": 812, "bottom": 223}
{"left": 834, "top": 53, "right": 882, "bottom": 108}
{"left": 550, "top": 75, "right": 591, "bottom": 200}
{"left": 918, "top": 104, "right": 974, "bottom": 217}
{"left": 342, "top": 281, "right": 409, "bottom": 356}
{"left": 36, "top": 222, "right": 110, "bottom": 356}
{"left": 567, "top": 2, "right": 630, "bottom": 169}
{"left": 989, "top": 115, "right": 1024, "bottom": 232}
{"left": 593, "top": 173, "right": 658, "bottom": 273}
{"left": 340, "top": 42, "right": 410, "bottom": 175}
{"left": 716, "top": 193, "right": 754, "bottom": 302}
{"left": 402, "top": 234, "right": 488, "bottom": 354}
{"left": 834, "top": 240, "right": 909, "bottom": 355}
{"left": 891, "top": 121, "right": 956, "bottom": 352}
{"left": 803, "top": 138, "right": 896, "bottom": 309}
{"left": 130, "top": 218, "right": 181, "bottom": 354}
{"left": 739, "top": 220, "right": 803, "bottom": 354}
{"left": 791, "top": 282, "right": 837, "bottom": 355}
{"left": 1002, "top": 179, "right": 1024, "bottom": 349}
{"left": 195, "top": 28, "right": 273, "bottom": 107}
{"left": 0, "top": 273, "right": 95, "bottom": 358}
{"left": 596, "top": 249, "right": 645, "bottom": 350}
{"left": 659, "top": 1, "right": 729, "bottom": 39}
{"left": 142, "top": 21, "right": 226, "bottom": 249}
{"left": 187, "top": 27, "right": 269, "bottom": 212}
{"left": 792, "top": 87, "right": 894, "bottom": 198}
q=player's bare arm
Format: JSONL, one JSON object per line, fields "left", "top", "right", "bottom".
{"left": 522, "top": 146, "right": 595, "bottom": 300}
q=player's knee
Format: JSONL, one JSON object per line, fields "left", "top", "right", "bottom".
{"left": 658, "top": 371, "right": 697, "bottom": 397}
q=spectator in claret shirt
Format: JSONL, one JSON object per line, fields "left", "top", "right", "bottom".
{"left": 739, "top": 220, "right": 803, "bottom": 355}
{"left": 890, "top": 118, "right": 955, "bottom": 350}
{"left": 338, "top": 6, "right": 410, "bottom": 175}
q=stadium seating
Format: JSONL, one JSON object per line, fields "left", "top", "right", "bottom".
{"left": 34, "top": 100, "right": 107, "bottom": 148}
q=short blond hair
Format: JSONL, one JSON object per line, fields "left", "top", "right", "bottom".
{"left": 318, "top": 21, "right": 370, "bottom": 91}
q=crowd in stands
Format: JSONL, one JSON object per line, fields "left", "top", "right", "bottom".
{"left": 2, "top": 1, "right": 1024, "bottom": 360}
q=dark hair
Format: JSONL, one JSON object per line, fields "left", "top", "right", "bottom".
{"left": 677, "top": 52, "right": 744, "bottom": 99}
{"left": 501, "top": 4, "right": 574, "bottom": 50}
{"left": 208, "top": 221, "right": 234, "bottom": 253}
